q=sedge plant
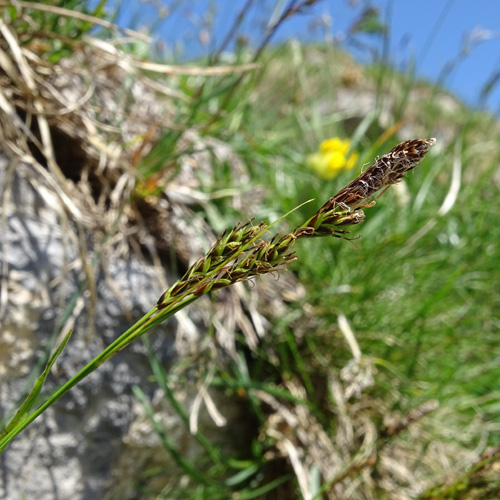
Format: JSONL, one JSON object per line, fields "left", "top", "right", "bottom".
{"left": 0, "top": 138, "right": 435, "bottom": 453}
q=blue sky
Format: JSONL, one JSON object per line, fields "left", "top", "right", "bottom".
{"left": 103, "top": 0, "right": 500, "bottom": 114}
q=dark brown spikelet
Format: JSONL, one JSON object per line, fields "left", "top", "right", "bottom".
{"left": 331, "top": 138, "right": 436, "bottom": 210}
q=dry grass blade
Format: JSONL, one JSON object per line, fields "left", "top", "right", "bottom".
{"left": 133, "top": 60, "right": 260, "bottom": 76}
{"left": 85, "top": 38, "right": 259, "bottom": 77}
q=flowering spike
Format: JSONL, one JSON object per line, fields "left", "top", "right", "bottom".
{"left": 331, "top": 138, "right": 436, "bottom": 210}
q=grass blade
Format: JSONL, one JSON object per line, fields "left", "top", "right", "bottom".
{"left": 0, "top": 329, "right": 73, "bottom": 443}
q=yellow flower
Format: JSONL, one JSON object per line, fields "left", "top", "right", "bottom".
{"left": 320, "top": 137, "right": 349, "bottom": 155}
{"left": 307, "top": 137, "right": 359, "bottom": 179}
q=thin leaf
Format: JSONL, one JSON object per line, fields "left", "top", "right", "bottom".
{"left": 0, "top": 329, "right": 73, "bottom": 440}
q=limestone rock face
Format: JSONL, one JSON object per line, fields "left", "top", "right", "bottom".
{"left": 0, "top": 157, "right": 162, "bottom": 498}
